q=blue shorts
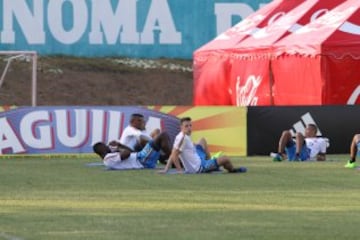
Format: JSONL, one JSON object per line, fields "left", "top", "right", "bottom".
{"left": 195, "top": 145, "right": 219, "bottom": 173}
{"left": 285, "top": 140, "right": 310, "bottom": 161}
{"left": 357, "top": 142, "right": 360, "bottom": 156}
{"left": 136, "top": 141, "right": 160, "bottom": 168}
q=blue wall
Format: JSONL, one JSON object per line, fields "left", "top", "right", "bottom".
{"left": 0, "top": 0, "right": 271, "bottom": 59}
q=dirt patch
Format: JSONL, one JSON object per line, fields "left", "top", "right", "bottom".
{"left": 0, "top": 56, "right": 193, "bottom": 106}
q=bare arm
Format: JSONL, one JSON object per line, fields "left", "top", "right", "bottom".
{"left": 136, "top": 133, "right": 152, "bottom": 150}
{"left": 159, "top": 148, "right": 183, "bottom": 173}
{"left": 138, "top": 132, "right": 152, "bottom": 141}
{"left": 108, "top": 140, "right": 134, "bottom": 152}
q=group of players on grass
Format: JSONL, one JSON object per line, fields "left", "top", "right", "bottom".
{"left": 93, "top": 113, "right": 360, "bottom": 173}
{"left": 93, "top": 113, "right": 246, "bottom": 174}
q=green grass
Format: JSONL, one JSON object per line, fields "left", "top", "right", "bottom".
{"left": 0, "top": 155, "right": 359, "bottom": 240}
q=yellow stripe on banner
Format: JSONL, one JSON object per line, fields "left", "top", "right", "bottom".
{"left": 151, "top": 106, "right": 247, "bottom": 156}
{"left": 147, "top": 106, "right": 177, "bottom": 113}
{"left": 177, "top": 107, "right": 239, "bottom": 120}
{"left": 0, "top": 105, "right": 17, "bottom": 112}
{"left": 192, "top": 127, "right": 246, "bottom": 147}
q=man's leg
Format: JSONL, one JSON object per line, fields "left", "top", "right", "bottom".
{"left": 295, "top": 132, "right": 305, "bottom": 160}
{"left": 197, "top": 138, "right": 211, "bottom": 160}
{"left": 152, "top": 132, "right": 172, "bottom": 164}
{"left": 345, "top": 134, "right": 360, "bottom": 168}
{"left": 216, "top": 156, "right": 246, "bottom": 173}
{"left": 278, "top": 130, "right": 293, "bottom": 153}
{"left": 274, "top": 130, "right": 292, "bottom": 161}
{"left": 350, "top": 134, "right": 360, "bottom": 162}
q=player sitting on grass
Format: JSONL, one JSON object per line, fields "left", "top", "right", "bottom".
{"left": 344, "top": 133, "right": 360, "bottom": 169}
{"left": 272, "top": 123, "right": 327, "bottom": 162}
{"left": 118, "top": 113, "right": 152, "bottom": 152}
{"left": 159, "top": 117, "right": 247, "bottom": 174}
{"left": 109, "top": 113, "right": 168, "bottom": 165}
{"left": 93, "top": 131, "right": 171, "bottom": 170}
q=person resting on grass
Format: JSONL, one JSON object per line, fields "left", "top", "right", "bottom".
{"left": 118, "top": 113, "right": 152, "bottom": 152}
{"left": 93, "top": 131, "right": 171, "bottom": 170}
{"left": 159, "top": 117, "right": 247, "bottom": 174}
{"left": 109, "top": 113, "right": 167, "bottom": 164}
{"left": 344, "top": 133, "right": 360, "bottom": 169}
{"left": 272, "top": 123, "right": 327, "bottom": 162}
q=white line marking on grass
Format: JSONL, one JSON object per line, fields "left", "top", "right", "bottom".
{"left": 0, "top": 233, "right": 25, "bottom": 240}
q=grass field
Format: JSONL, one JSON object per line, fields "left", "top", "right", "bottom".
{"left": 0, "top": 155, "right": 359, "bottom": 240}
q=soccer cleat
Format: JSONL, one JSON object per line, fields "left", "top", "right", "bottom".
{"left": 236, "top": 167, "right": 247, "bottom": 173}
{"left": 272, "top": 154, "right": 283, "bottom": 162}
{"left": 231, "top": 167, "right": 247, "bottom": 173}
{"left": 344, "top": 161, "right": 357, "bottom": 169}
{"left": 212, "top": 151, "right": 223, "bottom": 159}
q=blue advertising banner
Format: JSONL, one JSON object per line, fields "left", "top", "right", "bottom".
{"left": 0, "top": 106, "right": 180, "bottom": 154}
{"left": 0, "top": 0, "right": 271, "bottom": 59}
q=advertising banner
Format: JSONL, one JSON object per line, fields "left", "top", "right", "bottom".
{"left": 0, "top": 106, "right": 247, "bottom": 156}
{"left": 0, "top": 106, "right": 180, "bottom": 154}
{"left": 148, "top": 106, "right": 247, "bottom": 156}
{"left": 0, "top": 0, "right": 271, "bottom": 59}
{"left": 247, "top": 106, "right": 360, "bottom": 155}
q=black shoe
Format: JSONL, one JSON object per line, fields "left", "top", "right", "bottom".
{"left": 231, "top": 167, "right": 247, "bottom": 173}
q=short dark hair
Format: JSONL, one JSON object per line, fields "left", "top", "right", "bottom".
{"left": 130, "top": 113, "right": 144, "bottom": 121}
{"left": 130, "top": 113, "right": 145, "bottom": 125}
{"left": 180, "top": 117, "right": 191, "bottom": 125}
{"left": 307, "top": 123, "right": 318, "bottom": 133}
{"left": 93, "top": 142, "right": 108, "bottom": 157}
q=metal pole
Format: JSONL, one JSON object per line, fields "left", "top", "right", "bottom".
{"left": 32, "top": 53, "right": 37, "bottom": 106}
{"left": 0, "top": 51, "right": 38, "bottom": 106}
{"left": 0, "top": 55, "right": 19, "bottom": 88}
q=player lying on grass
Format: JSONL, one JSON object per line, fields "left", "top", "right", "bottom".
{"left": 159, "top": 117, "right": 247, "bottom": 174}
{"left": 344, "top": 133, "right": 360, "bottom": 169}
{"left": 93, "top": 131, "right": 171, "bottom": 170}
{"left": 272, "top": 123, "right": 327, "bottom": 162}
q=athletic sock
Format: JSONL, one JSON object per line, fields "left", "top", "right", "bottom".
{"left": 350, "top": 158, "right": 356, "bottom": 163}
{"left": 276, "top": 152, "right": 285, "bottom": 157}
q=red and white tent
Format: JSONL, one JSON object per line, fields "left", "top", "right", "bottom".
{"left": 194, "top": 0, "right": 357, "bottom": 106}
{"left": 273, "top": 0, "right": 360, "bottom": 105}
{"left": 195, "top": 0, "right": 286, "bottom": 54}
{"left": 193, "top": 0, "right": 306, "bottom": 105}
{"left": 227, "top": 0, "right": 328, "bottom": 106}
{"left": 227, "top": 0, "right": 346, "bottom": 106}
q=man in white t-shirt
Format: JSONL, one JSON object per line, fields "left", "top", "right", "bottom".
{"left": 93, "top": 130, "right": 172, "bottom": 170}
{"left": 119, "top": 113, "right": 152, "bottom": 152}
{"left": 273, "top": 123, "right": 327, "bottom": 161}
{"left": 160, "top": 117, "right": 246, "bottom": 174}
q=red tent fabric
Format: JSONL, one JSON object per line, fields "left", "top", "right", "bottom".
{"left": 194, "top": 0, "right": 286, "bottom": 54}
{"left": 233, "top": 0, "right": 319, "bottom": 53}
{"left": 273, "top": 0, "right": 360, "bottom": 105}
{"left": 225, "top": 0, "right": 345, "bottom": 106}
{"left": 193, "top": 0, "right": 348, "bottom": 106}
{"left": 227, "top": 0, "right": 324, "bottom": 106}
{"left": 193, "top": 0, "right": 306, "bottom": 105}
